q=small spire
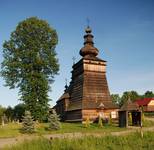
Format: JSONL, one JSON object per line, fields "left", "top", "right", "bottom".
{"left": 64, "top": 78, "right": 68, "bottom": 92}
{"left": 85, "top": 18, "right": 92, "bottom": 33}
{"left": 86, "top": 17, "right": 90, "bottom": 27}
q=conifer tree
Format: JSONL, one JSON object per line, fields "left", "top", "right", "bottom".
{"left": 48, "top": 109, "right": 61, "bottom": 130}
{"left": 21, "top": 111, "right": 35, "bottom": 133}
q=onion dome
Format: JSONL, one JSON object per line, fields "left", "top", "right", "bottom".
{"left": 80, "top": 26, "right": 99, "bottom": 57}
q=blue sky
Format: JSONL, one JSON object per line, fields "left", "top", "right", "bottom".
{"left": 0, "top": 0, "right": 154, "bottom": 107}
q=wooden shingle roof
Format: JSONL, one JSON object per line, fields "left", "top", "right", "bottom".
{"left": 120, "top": 100, "right": 140, "bottom": 111}
{"left": 57, "top": 92, "right": 70, "bottom": 102}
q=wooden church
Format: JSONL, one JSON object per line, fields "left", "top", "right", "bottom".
{"left": 54, "top": 26, "right": 118, "bottom": 122}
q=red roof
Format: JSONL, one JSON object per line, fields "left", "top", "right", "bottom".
{"left": 136, "top": 98, "right": 154, "bottom": 106}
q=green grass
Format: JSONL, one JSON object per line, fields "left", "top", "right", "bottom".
{"left": 0, "top": 119, "right": 154, "bottom": 138}
{"left": 4, "top": 131, "right": 154, "bottom": 150}
{"left": 0, "top": 122, "right": 124, "bottom": 138}
{"left": 37, "top": 122, "right": 125, "bottom": 134}
{"left": 144, "top": 112, "right": 154, "bottom": 117}
{"left": 0, "top": 123, "right": 22, "bottom": 138}
{"left": 143, "top": 119, "right": 154, "bottom": 127}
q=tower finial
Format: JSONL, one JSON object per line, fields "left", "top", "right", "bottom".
{"left": 85, "top": 18, "right": 92, "bottom": 33}
{"left": 86, "top": 17, "right": 90, "bottom": 27}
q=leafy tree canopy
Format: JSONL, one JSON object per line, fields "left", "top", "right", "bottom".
{"left": 111, "top": 94, "right": 121, "bottom": 105}
{"left": 144, "top": 91, "right": 154, "bottom": 98}
{"left": 13, "top": 103, "right": 26, "bottom": 122}
{"left": 4, "top": 106, "right": 14, "bottom": 122}
{"left": 1, "top": 17, "right": 59, "bottom": 122}
{"left": 0, "top": 105, "right": 6, "bottom": 118}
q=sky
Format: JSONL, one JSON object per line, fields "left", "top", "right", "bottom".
{"left": 0, "top": 0, "right": 154, "bottom": 107}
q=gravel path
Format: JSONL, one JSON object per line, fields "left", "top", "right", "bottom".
{"left": 0, "top": 126, "right": 154, "bottom": 149}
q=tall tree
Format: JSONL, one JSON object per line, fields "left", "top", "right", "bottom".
{"left": 13, "top": 103, "right": 26, "bottom": 122}
{"left": 1, "top": 17, "right": 59, "bottom": 122}
{"left": 5, "top": 106, "right": 14, "bottom": 122}
{"left": 144, "top": 91, "right": 154, "bottom": 98}
{"left": 120, "top": 91, "right": 140, "bottom": 107}
{"left": 129, "top": 91, "right": 140, "bottom": 102}
{"left": 0, "top": 105, "right": 6, "bottom": 125}
{"left": 111, "top": 94, "right": 121, "bottom": 106}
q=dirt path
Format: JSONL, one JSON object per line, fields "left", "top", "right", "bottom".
{"left": 0, "top": 126, "right": 154, "bottom": 149}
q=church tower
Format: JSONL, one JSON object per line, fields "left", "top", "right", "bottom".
{"left": 55, "top": 27, "right": 118, "bottom": 122}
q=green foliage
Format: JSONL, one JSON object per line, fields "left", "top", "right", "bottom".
{"left": 21, "top": 111, "right": 35, "bottom": 133}
{"left": 0, "top": 123, "right": 21, "bottom": 138}
{"left": 120, "top": 91, "right": 140, "bottom": 107}
{"left": 98, "top": 116, "right": 103, "bottom": 127}
{"left": 111, "top": 94, "right": 121, "bottom": 106}
{"left": 144, "top": 112, "right": 154, "bottom": 117}
{"left": 110, "top": 90, "right": 154, "bottom": 108}
{"left": 1, "top": 121, "right": 154, "bottom": 139}
{"left": 0, "top": 105, "right": 6, "bottom": 124}
{"left": 1, "top": 17, "right": 59, "bottom": 122}
{"left": 144, "top": 91, "right": 154, "bottom": 98}
{"left": 2, "top": 104, "right": 26, "bottom": 123}
{"left": 0, "top": 105, "right": 6, "bottom": 117}
{"left": 13, "top": 103, "right": 26, "bottom": 122}
{"left": 5, "top": 106, "right": 14, "bottom": 122}
{"left": 4, "top": 132, "right": 154, "bottom": 150}
{"left": 112, "top": 90, "right": 154, "bottom": 107}
{"left": 48, "top": 109, "right": 61, "bottom": 130}
{"left": 0, "top": 122, "right": 125, "bottom": 138}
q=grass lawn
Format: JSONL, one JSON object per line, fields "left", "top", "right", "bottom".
{"left": 4, "top": 131, "right": 154, "bottom": 150}
{"left": 0, "top": 118, "right": 154, "bottom": 138}
{"left": 37, "top": 122, "right": 126, "bottom": 135}
{"left": 0, "top": 123, "right": 22, "bottom": 138}
{"left": 0, "top": 122, "right": 124, "bottom": 138}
